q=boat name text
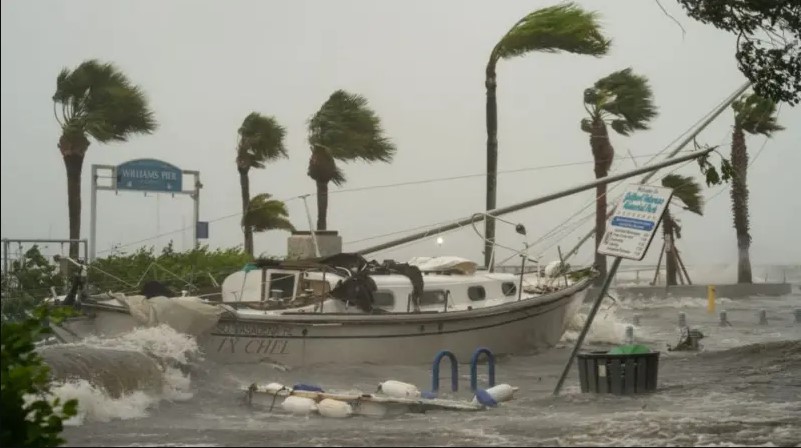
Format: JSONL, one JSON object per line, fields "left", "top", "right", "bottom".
{"left": 216, "top": 337, "right": 290, "bottom": 355}
{"left": 215, "top": 322, "right": 294, "bottom": 337}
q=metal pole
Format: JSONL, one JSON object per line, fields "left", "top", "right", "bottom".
{"left": 300, "top": 194, "right": 321, "bottom": 258}
{"left": 192, "top": 174, "right": 200, "bottom": 250}
{"left": 557, "top": 245, "right": 569, "bottom": 288}
{"left": 517, "top": 245, "right": 527, "bottom": 301}
{"left": 358, "top": 148, "right": 715, "bottom": 256}
{"left": 90, "top": 165, "right": 98, "bottom": 261}
{"left": 3, "top": 239, "right": 8, "bottom": 280}
{"left": 553, "top": 256, "right": 623, "bottom": 396}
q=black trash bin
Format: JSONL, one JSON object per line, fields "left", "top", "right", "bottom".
{"left": 577, "top": 351, "right": 660, "bottom": 395}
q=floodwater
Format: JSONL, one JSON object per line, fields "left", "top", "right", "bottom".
{"left": 46, "top": 281, "right": 801, "bottom": 447}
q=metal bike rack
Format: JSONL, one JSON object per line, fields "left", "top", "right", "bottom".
{"left": 470, "top": 347, "right": 496, "bottom": 392}
{"left": 431, "top": 350, "right": 458, "bottom": 393}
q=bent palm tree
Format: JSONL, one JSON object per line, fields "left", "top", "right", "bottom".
{"left": 484, "top": 2, "right": 610, "bottom": 269}
{"left": 242, "top": 194, "right": 295, "bottom": 254}
{"left": 53, "top": 60, "right": 157, "bottom": 258}
{"left": 660, "top": 174, "right": 704, "bottom": 286}
{"left": 236, "top": 113, "right": 288, "bottom": 256}
{"left": 307, "top": 90, "right": 396, "bottom": 231}
{"left": 581, "top": 68, "right": 657, "bottom": 281}
{"left": 730, "top": 94, "right": 784, "bottom": 283}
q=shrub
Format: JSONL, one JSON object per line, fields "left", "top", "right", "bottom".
{"left": 1, "top": 306, "right": 78, "bottom": 447}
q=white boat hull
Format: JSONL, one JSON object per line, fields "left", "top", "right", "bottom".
{"left": 52, "top": 279, "right": 590, "bottom": 367}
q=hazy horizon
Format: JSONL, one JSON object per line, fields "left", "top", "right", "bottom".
{"left": 2, "top": 0, "right": 800, "bottom": 274}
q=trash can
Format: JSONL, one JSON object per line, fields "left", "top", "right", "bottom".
{"left": 577, "top": 350, "right": 660, "bottom": 395}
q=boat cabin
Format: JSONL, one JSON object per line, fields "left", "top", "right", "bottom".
{"left": 219, "top": 255, "right": 537, "bottom": 315}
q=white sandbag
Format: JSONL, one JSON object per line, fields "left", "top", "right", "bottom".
{"left": 471, "top": 384, "right": 518, "bottom": 405}
{"left": 281, "top": 396, "right": 318, "bottom": 416}
{"left": 377, "top": 380, "right": 421, "bottom": 398}
{"left": 262, "top": 382, "right": 286, "bottom": 394}
{"left": 317, "top": 398, "right": 353, "bottom": 418}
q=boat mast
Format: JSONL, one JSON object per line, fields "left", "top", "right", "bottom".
{"left": 560, "top": 81, "right": 751, "bottom": 262}
{"left": 357, "top": 147, "right": 717, "bottom": 257}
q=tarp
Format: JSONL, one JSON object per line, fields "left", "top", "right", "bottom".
{"left": 113, "top": 294, "right": 224, "bottom": 337}
{"left": 407, "top": 256, "right": 478, "bottom": 275}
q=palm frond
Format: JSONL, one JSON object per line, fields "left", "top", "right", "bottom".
{"left": 584, "top": 67, "right": 658, "bottom": 136}
{"left": 307, "top": 90, "right": 397, "bottom": 164}
{"left": 52, "top": 59, "right": 157, "bottom": 142}
{"left": 662, "top": 174, "right": 704, "bottom": 216}
{"left": 243, "top": 193, "right": 296, "bottom": 233}
{"left": 494, "top": 2, "right": 610, "bottom": 62}
{"left": 732, "top": 93, "right": 785, "bottom": 136}
{"left": 237, "top": 112, "right": 288, "bottom": 169}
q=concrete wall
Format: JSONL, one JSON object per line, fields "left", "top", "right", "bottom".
{"left": 594, "top": 282, "right": 795, "bottom": 301}
{"left": 286, "top": 231, "right": 342, "bottom": 260}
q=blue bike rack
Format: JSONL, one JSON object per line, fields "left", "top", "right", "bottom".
{"left": 431, "top": 350, "right": 458, "bottom": 393}
{"left": 470, "top": 347, "right": 496, "bottom": 392}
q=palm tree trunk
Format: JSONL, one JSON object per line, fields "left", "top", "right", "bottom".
{"left": 59, "top": 133, "right": 89, "bottom": 260}
{"left": 730, "top": 127, "right": 752, "bottom": 284}
{"left": 590, "top": 119, "right": 613, "bottom": 283}
{"left": 484, "top": 60, "right": 498, "bottom": 270}
{"left": 316, "top": 180, "right": 329, "bottom": 231}
{"left": 239, "top": 168, "right": 253, "bottom": 257}
{"left": 663, "top": 210, "right": 679, "bottom": 286}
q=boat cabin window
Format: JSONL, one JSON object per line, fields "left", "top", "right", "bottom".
{"left": 468, "top": 286, "right": 486, "bottom": 301}
{"left": 420, "top": 289, "right": 447, "bottom": 305}
{"left": 373, "top": 290, "right": 395, "bottom": 308}
{"left": 268, "top": 271, "right": 296, "bottom": 300}
{"left": 501, "top": 282, "right": 517, "bottom": 297}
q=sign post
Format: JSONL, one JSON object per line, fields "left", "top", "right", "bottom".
{"left": 553, "top": 183, "right": 673, "bottom": 396}
{"left": 89, "top": 159, "right": 202, "bottom": 261}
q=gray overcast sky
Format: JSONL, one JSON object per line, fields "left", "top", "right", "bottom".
{"left": 2, "top": 0, "right": 799, "bottom": 273}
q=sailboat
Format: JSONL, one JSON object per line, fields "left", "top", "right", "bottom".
{"left": 49, "top": 146, "right": 716, "bottom": 367}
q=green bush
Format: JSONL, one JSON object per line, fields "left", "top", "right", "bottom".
{"left": 0, "top": 305, "right": 78, "bottom": 447}
{"left": 1, "top": 243, "right": 256, "bottom": 321}
{"left": 87, "top": 242, "right": 253, "bottom": 295}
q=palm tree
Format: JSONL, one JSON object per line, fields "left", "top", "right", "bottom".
{"left": 581, "top": 68, "right": 657, "bottom": 281}
{"left": 242, "top": 193, "right": 295, "bottom": 254}
{"left": 236, "top": 113, "right": 288, "bottom": 257}
{"left": 660, "top": 174, "right": 704, "bottom": 286}
{"left": 307, "top": 90, "right": 396, "bottom": 231}
{"left": 484, "top": 2, "right": 610, "bottom": 269}
{"left": 53, "top": 60, "right": 157, "bottom": 258}
{"left": 730, "top": 93, "right": 784, "bottom": 284}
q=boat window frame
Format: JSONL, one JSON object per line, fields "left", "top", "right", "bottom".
{"left": 419, "top": 289, "right": 448, "bottom": 306}
{"left": 264, "top": 269, "right": 300, "bottom": 302}
{"left": 372, "top": 290, "right": 396, "bottom": 309}
{"left": 501, "top": 282, "right": 517, "bottom": 297}
{"left": 467, "top": 286, "right": 487, "bottom": 301}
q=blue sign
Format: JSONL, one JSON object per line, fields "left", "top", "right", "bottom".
{"left": 196, "top": 221, "right": 209, "bottom": 239}
{"left": 116, "top": 159, "right": 183, "bottom": 193}
{"left": 610, "top": 216, "right": 655, "bottom": 232}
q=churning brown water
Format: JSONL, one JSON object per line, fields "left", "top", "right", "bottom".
{"left": 44, "top": 287, "right": 801, "bottom": 447}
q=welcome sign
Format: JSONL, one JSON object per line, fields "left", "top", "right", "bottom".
{"left": 597, "top": 184, "right": 674, "bottom": 261}
{"left": 116, "top": 159, "right": 183, "bottom": 193}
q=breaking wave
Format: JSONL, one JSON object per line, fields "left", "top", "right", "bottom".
{"left": 560, "top": 304, "right": 631, "bottom": 346}
{"left": 36, "top": 325, "right": 198, "bottom": 425}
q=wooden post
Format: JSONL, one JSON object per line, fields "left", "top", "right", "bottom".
{"left": 675, "top": 248, "right": 693, "bottom": 285}
{"left": 651, "top": 240, "right": 666, "bottom": 285}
